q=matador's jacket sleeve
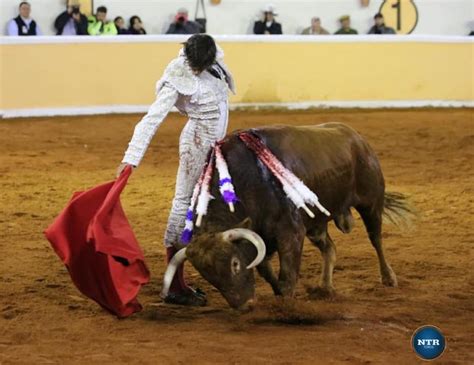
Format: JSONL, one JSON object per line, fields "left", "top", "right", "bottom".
{"left": 121, "top": 48, "right": 233, "bottom": 167}
{"left": 121, "top": 84, "right": 179, "bottom": 166}
{"left": 122, "top": 56, "right": 201, "bottom": 167}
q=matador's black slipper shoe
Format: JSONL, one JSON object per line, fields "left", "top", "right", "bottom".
{"left": 164, "top": 288, "right": 207, "bottom": 307}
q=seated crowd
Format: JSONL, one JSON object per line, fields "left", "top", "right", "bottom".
{"left": 7, "top": 2, "right": 472, "bottom": 37}
{"left": 7, "top": 2, "right": 204, "bottom": 36}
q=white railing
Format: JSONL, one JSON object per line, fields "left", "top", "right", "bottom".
{"left": 1, "top": 34, "right": 473, "bottom": 45}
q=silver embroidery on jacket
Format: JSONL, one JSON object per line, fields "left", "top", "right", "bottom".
{"left": 122, "top": 46, "right": 234, "bottom": 246}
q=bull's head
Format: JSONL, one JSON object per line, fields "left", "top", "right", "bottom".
{"left": 161, "top": 227, "right": 266, "bottom": 309}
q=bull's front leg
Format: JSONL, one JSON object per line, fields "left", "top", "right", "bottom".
{"left": 275, "top": 230, "right": 305, "bottom": 297}
{"left": 257, "top": 258, "right": 281, "bottom": 295}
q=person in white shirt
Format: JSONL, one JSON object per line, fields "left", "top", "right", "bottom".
{"left": 7, "top": 2, "right": 42, "bottom": 36}
{"left": 116, "top": 34, "right": 235, "bottom": 306}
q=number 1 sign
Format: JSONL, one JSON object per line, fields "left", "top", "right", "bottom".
{"left": 380, "top": 0, "right": 419, "bottom": 34}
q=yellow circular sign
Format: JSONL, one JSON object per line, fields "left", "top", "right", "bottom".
{"left": 379, "top": 0, "right": 419, "bottom": 34}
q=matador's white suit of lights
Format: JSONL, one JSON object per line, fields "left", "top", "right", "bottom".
{"left": 122, "top": 45, "right": 235, "bottom": 247}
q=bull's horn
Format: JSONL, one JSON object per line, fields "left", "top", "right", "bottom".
{"left": 160, "top": 248, "right": 188, "bottom": 298}
{"left": 221, "top": 228, "right": 266, "bottom": 269}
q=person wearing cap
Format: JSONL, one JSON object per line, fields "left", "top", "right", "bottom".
{"left": 335, "top": 15, "right": 358, "bottom": 35}
{"left": 253, "top": 4, "right": 282, "bottom": 35}
{"left": 166, "top": 8, "right": 202, "bottom": 35}
{"left": 302, "top": 17, "right": 329, "bottom": 35}
{"left": 7, "top": 2, "right": 42, "bottom": 36}
{"left": 368, "top": 13, "right": 395, "bottom": 34}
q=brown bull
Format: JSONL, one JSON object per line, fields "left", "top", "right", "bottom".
{"left": 162, "top": 123, "right": 410, "bottom": 309}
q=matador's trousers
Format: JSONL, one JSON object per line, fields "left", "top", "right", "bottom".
{"left": 164, "top": 103, "right": 228, "bottom": 247}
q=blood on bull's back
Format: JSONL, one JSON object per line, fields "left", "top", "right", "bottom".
{"left": 216, "top": 122, "right": 383, "bottom": 224}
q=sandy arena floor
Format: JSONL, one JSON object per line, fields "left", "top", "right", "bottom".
{"left": 0, "top": 109, "right": 473, "bottom": 364}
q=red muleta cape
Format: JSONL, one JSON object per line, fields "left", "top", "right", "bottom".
{"left": 44, "top": 166, "right": 150, "bottom": 317}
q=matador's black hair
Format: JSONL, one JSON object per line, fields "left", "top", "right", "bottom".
{"left": 184, "top": 34, "right": 217, "bottom": 73}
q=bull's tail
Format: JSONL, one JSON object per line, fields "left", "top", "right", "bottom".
{"left": 383, "top": 191, "right": 415, "bottom": 227}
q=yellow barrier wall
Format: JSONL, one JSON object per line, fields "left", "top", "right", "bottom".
{"left": 1, "top": 38, "right": 473, "bottom": 111}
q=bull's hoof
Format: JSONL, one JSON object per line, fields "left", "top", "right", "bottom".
{"left": 307, "top": 286, "right": 337, "bottom": 300}
{"left": 381, "top": 270, "right": 398, "bottom": 287}
{"left": 164, "top": 288, "right": 207, "bottom": 307}
{"left": 237, "top": 299, "right": 256, "bottom": 313}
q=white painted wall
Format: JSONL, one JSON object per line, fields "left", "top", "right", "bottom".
{"left": 1, "top": 0, "right": 473, "bottom": 36}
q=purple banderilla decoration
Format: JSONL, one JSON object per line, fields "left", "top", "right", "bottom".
{"left": 219, "top": 177, "right": 238, "bottom": 204}
{"left": 180, "top": 143, "right": 239, "bottom": 244}
{"left": 180, "top": 209, "right": 195, "bottom": 244}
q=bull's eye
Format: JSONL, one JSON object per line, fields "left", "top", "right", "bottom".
{"left": 231, "top": 256, "right": 241, "bottom": 275}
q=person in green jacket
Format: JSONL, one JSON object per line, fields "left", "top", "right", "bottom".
{"left": 88, "top": 6, "right": 117, "bottom": 35}
{"left": 335, "top": 15, "right": 358, "bottom": 35}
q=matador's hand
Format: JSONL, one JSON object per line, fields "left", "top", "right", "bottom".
{"left": 116, "top": 163, "right": 135, "bottom": 178}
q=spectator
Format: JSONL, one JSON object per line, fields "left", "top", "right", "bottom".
{"left": 129, "top": 16, "right": 147, "bottom": 35}
{"left": 368, "top": 13, "right": 395, "bottom": 34}
{"left": 55, "top": 5, "right": 88, "bottom": 35}
{"left": 88, "top": 6, "right": 117, "bottom": 36}
{"left": 301, "top": 17, "right": 329, "bottom": 35}
{"left": 114, "top": 16, "right": 128, "bottom": 34}
{"left": 166, "top": 8, "right": 202, "bottom": 35}
{"left": 335, "top": 15, "right": 358, "bottom": 35}
{"left": 254, "top": 4, "right": 282, "bottom": 34}
{"left": 7, "top": 2, "right": 42, "bottom": 36}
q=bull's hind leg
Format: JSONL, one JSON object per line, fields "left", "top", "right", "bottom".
{"left": 307, "top": 225, "right": 336, "bottom": 293}
{"left": 356, "top": 205, "right": 398, "bottom": 287}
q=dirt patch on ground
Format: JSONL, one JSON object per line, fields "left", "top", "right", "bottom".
{"left": 0, "top": 109, "right": 473, "bottom": 364}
